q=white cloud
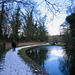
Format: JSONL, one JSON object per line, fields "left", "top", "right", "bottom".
{"left": 46, "top": 14, "right": 67, "bottom": 35}
{"left": 33, "top": 0, "right": 68, "bottom": 35}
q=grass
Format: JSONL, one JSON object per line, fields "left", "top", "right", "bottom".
{"left": 18, "top": 45, "right": 49, "bottom": 75}
{"left": 0, "top": 48, "right": 11, "bottom": 58}
{"left": 0, "top": 48, "right": 10, "bottom": 69}
{"left": 56, "top": 43, "right": 65, "bottom": 46}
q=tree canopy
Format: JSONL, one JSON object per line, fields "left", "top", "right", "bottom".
{"left": 66, "top": 13, "right": 75, "bottom": 46}
{"left": 0, "top": 0, "right": 48, "bottom": 42}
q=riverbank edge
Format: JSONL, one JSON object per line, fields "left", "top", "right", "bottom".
{"left": 0, "top": 42, "right": 46, "bottom": 60}
{"left": 18, "top": 44, "right": 49, "bottom": 75}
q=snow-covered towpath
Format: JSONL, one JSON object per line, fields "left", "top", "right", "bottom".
{"left": 0, "top": 45, "right": 36, "bottom": 75}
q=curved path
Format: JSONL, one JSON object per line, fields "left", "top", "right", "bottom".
{"left": 0, "top": 45, "right": 36, "bottom": 75}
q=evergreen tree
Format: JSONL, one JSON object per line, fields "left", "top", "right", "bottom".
{"left": 38, "top": 22, "right": 48, "bottom": 42}
{"left": 0, "top": 1, "right": 5, "bottom": 40}
{"left": 15, "top": 7, "right": 21, "bottom": 41}
{"left": 34, "top": 21, "right": 38, "bottom": 41}
{"left": 23, "top": 9, "right": 34, "bottom": 41}
{"left": 11, "top": 7, "right": 21, "bottom": 41}
{"left": 66, "top": 13, "right": 75, "bottom": 46}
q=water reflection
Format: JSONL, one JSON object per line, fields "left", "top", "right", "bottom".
{"left": 26, "top": 48, "right": 48, "bottom": 68}
{"left": 59, "top": 49, "right": 75, "bottom": 75}
{"left": 26, "top": 46, "right": 75, "bottom": 75}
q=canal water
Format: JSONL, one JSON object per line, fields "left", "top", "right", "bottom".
{"left": 26, "top": 46, "right": 75, "bottom": 75}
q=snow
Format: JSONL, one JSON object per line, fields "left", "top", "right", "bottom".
{"left": 0, "top": 45, "right": 37, "bottom": 75}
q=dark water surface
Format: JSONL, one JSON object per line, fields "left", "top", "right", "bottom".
{"left": 26, "top": 46, "right": 75, "bottom": 75}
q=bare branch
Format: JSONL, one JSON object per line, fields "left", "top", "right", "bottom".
{"left": 44, "top": 0, "right": 60, "bottom": 15}
{"left": 0, "top": 1, "right": 7, "bottom": 4}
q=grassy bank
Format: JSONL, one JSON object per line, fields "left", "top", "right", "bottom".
{"left": 5, "top": 42, "right": 46, "bottom": 50}
{"left": 0, "top": 48, "right": 10, "bottom": 65}
{"left": 0, "top": 42, "right": 46, "bottom": 58}
{"left": 56, "top": 43, "right": 65, "bottom": 46}
{"left": 18, "top": 45, "right": 49, "bottom": 75}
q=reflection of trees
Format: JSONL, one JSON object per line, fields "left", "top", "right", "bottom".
{"left": 59, "top": 49, "right": 75, "bottom": 75}
{"left": 26, "top": 47, "right": 48, "bottom": 69}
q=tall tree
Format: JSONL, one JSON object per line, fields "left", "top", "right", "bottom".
{"left": 0, "top": 0, "right": 8, "bottom": 54}
{"left": 0, "top": 1, "right": 5, "bottom": 40}
{"left": 11, "top": 7, "right": 21, "bottom": 41}
{"left": 38, "top": 22, "right": 48, "bottom": 42}
{"left": 22, "top": 9, "right": 34, "bottom": 41}
{"left": 66, "top": 13, "right": 75, "bottom": 46}
{"left": 34, "top": 21, "right": 38, "bottom": 41}
{"left": 15, "top": 7, "right": 21, "bottom": 41}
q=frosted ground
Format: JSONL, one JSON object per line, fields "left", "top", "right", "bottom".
{"left": 0, "top": 45, "right": 37, "bottom": 75}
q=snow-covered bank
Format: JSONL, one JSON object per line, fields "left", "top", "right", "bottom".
{"left": 0, "top": 45, "right": 36, "bottom": 75}
{"left": 18, "top": 45, "right": 49, "bottom": 75}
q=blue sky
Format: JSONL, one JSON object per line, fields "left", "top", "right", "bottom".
{"left": 33, "top": 0, "right": 71, "bottom": 35}
{"left": 7, "top": 0, "right": 73, "bottom": 35}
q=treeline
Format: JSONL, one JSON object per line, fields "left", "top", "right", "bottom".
{"left": 0, "top": 0, "right": 48, "bottom": 54}
{"left": 9, "top": 8, "right": 48, "bottom": 42}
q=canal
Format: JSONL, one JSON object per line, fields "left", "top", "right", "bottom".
{"left": 26, "top": 45, "right": 75, "bottom": 75}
